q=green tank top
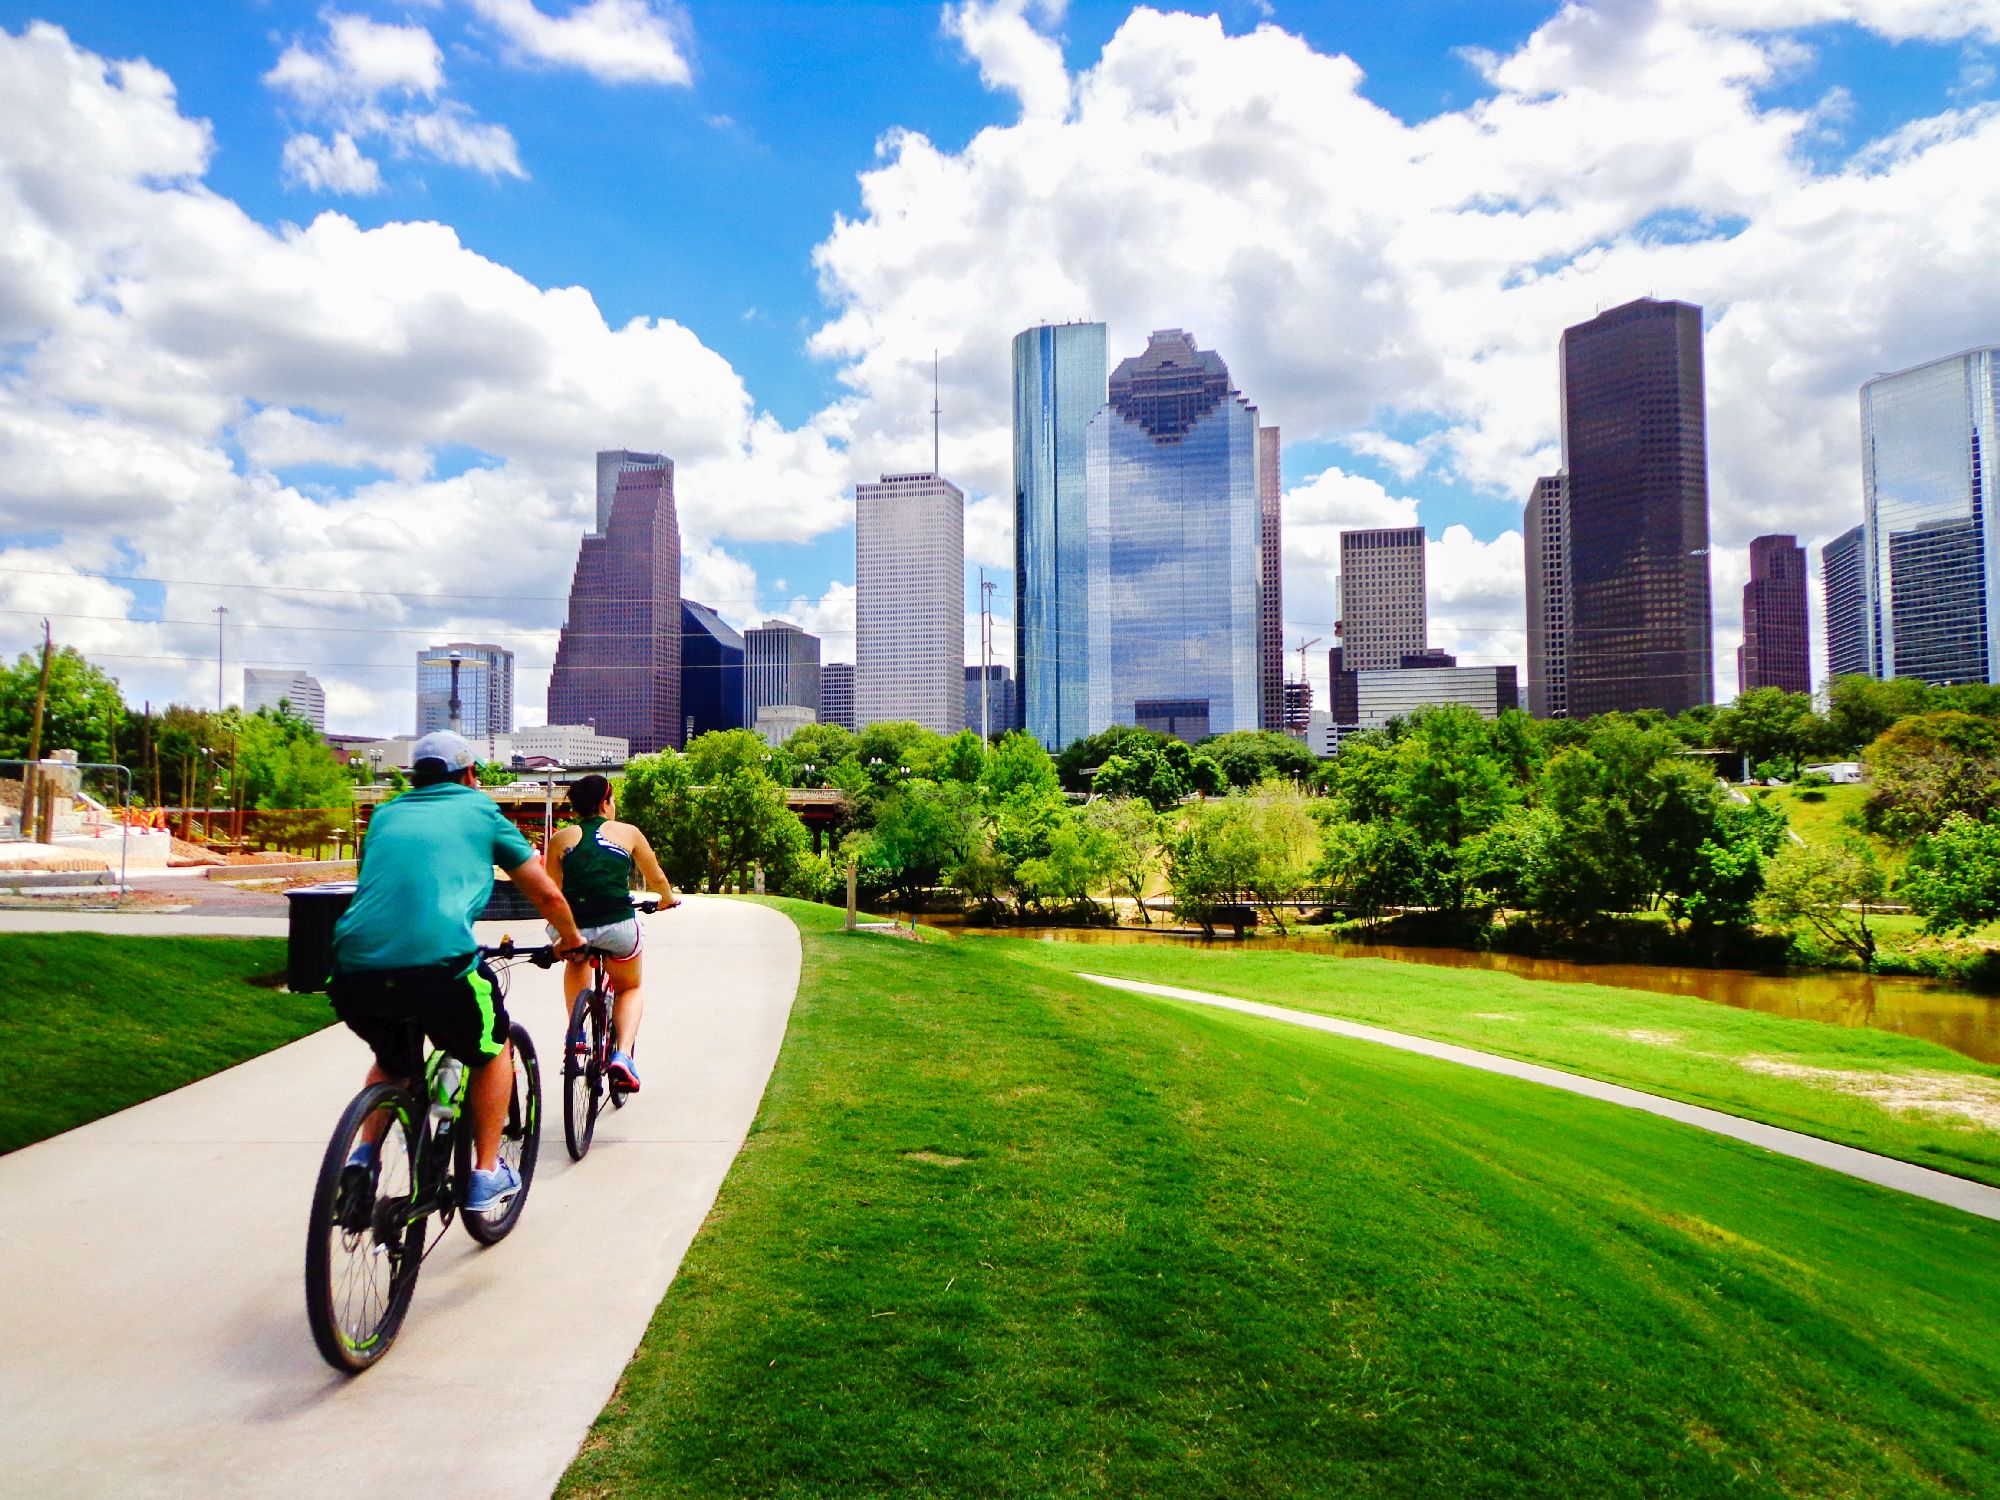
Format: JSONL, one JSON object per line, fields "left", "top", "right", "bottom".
{"left": 562, "top": 817, "right": 635, "bottom": 926}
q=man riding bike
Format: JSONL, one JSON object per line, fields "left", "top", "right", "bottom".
{"left": 328, "top": 731, "right": 585, "bottom": 1214}
{"left": 541, "top": 773, "right": 677, "bottom": 1093}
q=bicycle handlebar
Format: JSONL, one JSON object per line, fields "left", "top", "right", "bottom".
{"left": 479, "top": 892, "right": 674, "bottom": 967}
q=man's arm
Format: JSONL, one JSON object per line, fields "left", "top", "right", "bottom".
{"left": 507, "top": 855, "right": 586, "bottom": 952}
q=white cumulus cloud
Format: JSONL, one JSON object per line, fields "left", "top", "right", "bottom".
{"left": 468, "top": 0, "right": 694, "bottom": 86}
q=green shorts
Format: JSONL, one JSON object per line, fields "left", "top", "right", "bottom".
{"left": 328, "top": 957, "right": 508, "bottom": 1079}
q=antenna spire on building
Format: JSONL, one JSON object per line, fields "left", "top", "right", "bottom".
{"left": 931, "top": 350, "right": 941, "bottom": 477}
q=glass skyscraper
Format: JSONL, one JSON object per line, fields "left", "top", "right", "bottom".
{"left": 1560, "top": 298, "right": 1714, "bottom": 715}
{"left": 1821, "top": 524, "right": 1868, "bottom": 680}
{"left": 1014, "top": 322, "right": 1107, "bottom": 749}
{"left": 680, "top": 600, "right": 745, "bottom": 740}
{"left": 1862, "top": 348, "right": 1999, "bottom": 685}
{"left": 1084, "top": 329, "right": 1262, "bottom": 742}
{"left": 416, "top": 643, "right": 514, "bottom": 739}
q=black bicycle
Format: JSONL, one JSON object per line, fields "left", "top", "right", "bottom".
{"left": 303, "top": 945, "right": 546, "bottom": 1374}
{"left": 560, "top": 894, "right": 663, "bottom": 1161}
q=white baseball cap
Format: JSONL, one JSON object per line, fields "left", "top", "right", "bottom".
{"left": 411, "top": 730, "right": 476, "bottom": 772}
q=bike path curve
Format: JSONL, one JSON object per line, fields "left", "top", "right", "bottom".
{"left": 0, "top": 895, "right": 801, "bottom": 1499}
{"left": 1083, "top": 973, "right": 2000, "bottom": 1222}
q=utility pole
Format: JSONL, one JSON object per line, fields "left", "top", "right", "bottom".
{"left": 979, "top": 571, "right": 997, "bottom": 741}
{"left": 22, "top": 619, "right": 51, "bottom": 842}
{"left": 213, "top": 605, "right": 228, "bottom": 713}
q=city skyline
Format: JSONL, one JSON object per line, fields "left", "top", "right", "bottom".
{"left": 0, "top": 5, "right": 1992, "bottom": 734}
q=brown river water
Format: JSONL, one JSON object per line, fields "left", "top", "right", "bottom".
{"left": 937, "top": 922, "right": 2000, "bottom": 1067}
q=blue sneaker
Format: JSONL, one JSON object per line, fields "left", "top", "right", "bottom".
{"left": 607, "top": 1051, "right": 640, "bottom": 1093}
{"left": 466, "top": 1161, "right": 522, "bottom": 1214}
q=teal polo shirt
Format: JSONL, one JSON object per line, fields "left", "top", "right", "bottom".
{"left": 332, "top": 782, "right": 537, "bottom": 974}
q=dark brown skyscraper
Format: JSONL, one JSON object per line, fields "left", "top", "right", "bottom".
{"left": 549, "top": 457, "right": 682, "bottom": 753}
{"left": 1258, "top": 425, "right": 1285, "bottom": 733}
{"left": 1739, "top": 534, "right": 1810, "bottom": 695}
{"left": 1560, "top": 298, "right": 1714, "bottom": 715}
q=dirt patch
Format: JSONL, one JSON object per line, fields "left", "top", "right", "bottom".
{"left": 902, "top": 1150, "right": 969, "bottom": 1167}
{"left": 1617, "top": 1029, "right": 1682, "bottom": 1047}
{"left": 1739, "top": 1057, "right": 2000, "bottom": 1131}
{"left": 1471, "top": 1012, "right": 1520, "bottom": 1021}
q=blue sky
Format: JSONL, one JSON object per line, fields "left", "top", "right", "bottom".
{"left": 0, "top": 1, "right": 1993, "bottom": 730}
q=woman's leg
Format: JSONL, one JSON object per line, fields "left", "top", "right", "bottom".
{"left": 606, "top": 951, "right": 645, "bottom": 1055}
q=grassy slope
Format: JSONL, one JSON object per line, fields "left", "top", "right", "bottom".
{"left": 0, "top": 933, "right": 316, "bottom": 1152}
{"left": 1004, "top": 937, "right": 2000, "bottom": 1188}
{"left": 562, "top": 901, "right": 2000, "bottom": 1499}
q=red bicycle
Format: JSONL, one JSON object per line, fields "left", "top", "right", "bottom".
{"left": 555, "top": 894, "right": 662, "bottom": 1160}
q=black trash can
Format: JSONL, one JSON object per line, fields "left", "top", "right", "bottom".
{"left": 478, "top": 876, "right": 541, "bottom": 923}
{"left": 286, "top": 881, "right": 357, "bottom": 993}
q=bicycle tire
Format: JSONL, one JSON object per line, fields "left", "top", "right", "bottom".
{"left": 305, "top": 1083, "right": 425, "bottom": 1374}
{"left": 605, "top": 979, "right": 632, "bottom": 1110}
{"left": 461, "top": 1024, "right": 541, "bottom": 1245}
{"left": 563, "top": 990, "right": 603, "bottom": 1159}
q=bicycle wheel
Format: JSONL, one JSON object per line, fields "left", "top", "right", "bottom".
{"left": 305, "top": 1083, "right": 425, "bottom": 1373}
{"left": 462, "top": 1025, "right": 541, "bottom": 1244}
{"left": 563, "top": 989, "right": 604, "bottom": 1160}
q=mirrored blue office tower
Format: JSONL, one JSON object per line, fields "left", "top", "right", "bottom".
{"left": 1085, "top": 329, "right": 1262, "bottom": 742}
{"left": 1014, "top": 322, "right": 1108, "bottom": 749}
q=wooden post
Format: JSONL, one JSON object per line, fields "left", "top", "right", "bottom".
{"left": 21, "top": 619, "right": 51, "bottom": 842}
{"left": 845, "top": 858, "right": 858, "bottom": 931}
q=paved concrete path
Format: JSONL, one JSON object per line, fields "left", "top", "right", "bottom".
{"left": 0, "top": 896, "right": 801, "bottom": 1499}
{"left": 1083, "top": 973, "right": 2000, "bottom": 1223}
{"left": 0, "top": 909, "right": 288, "bottom": 937}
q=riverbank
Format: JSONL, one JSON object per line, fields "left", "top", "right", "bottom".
{"left": 563, "top": 899, "right": 2000, "bottom": 1498}
{"left": 997, "top": 929, "right": 2000, "bottom": 1187}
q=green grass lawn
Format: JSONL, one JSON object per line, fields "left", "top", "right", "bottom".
{"left": 0, "top": 933, "right": 320, "bottom": 1152}
{"left": 1001, "top": 936, "right": 2000, "bottom": 1189}
{"left": 1754, "top": 782, "right": 1875, "bottom": 848}
{"left": 561, "top": 901, "right": 2000, "bottom": 1499}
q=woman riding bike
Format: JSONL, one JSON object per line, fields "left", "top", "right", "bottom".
{"left": 542, "top": 774, "right": 677, "bottom": 1092}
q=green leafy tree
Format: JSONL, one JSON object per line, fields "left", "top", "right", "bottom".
{"left": 1714, "top": 688, "right": 1824, "bottom": 779}
{"left": 475, "top": 760, "right": 517, "bottom": 787}
{"left": 1239, "top": 781, "right": 1320, "bottom": 928}
{"left": 1093, "top": 737, "right": 1223, "bottom": 810}
{"left": 932, "top": 730, "right": 987, "bottom": 785}
{"left": 1200, "top": 729, "right": 1318, "bottom": 789}
{"left": 979, "top": 732, "right": 1062, "bottom": 802}
{"left": 0, "top": 645, "right": 126, "bottom": 766}
{"left": 1084, "top": 797, "right": 1161, "bottom": 923}
{"left": 235, "top": 707, "right": 352, "bottom": 811}
{"left": 1825, "top": 675, "right": 1933, "bottom": 755}
{"left": 1902, "top": 814, "right": 2000, "bottom": 935}
{"left": 1165, "top": 797, "right": 1266, "bottom": 936}
{"left": 1863, "top": 711, "right": 2000, "bottom": 841}
{"left": 1392, "top": 706, "right": 1520, "bottom": 909}
{"left": 1013, "top": 806, "right": 1115, "bottom": 916}
{"left": 857, "top": 779, "right": 978, "bottom": 901}
{"left": 780, "top": 723, "right": 855, "bottom": 783}
{"left": 1756, "top": 837, "right": 1887, "bottom": 967}
{"left": 1055, "top": 723, "right": 1159, "bottom": 792}
{"left": 1673, "top": 797, "right": 1787, "bottom": 933}
{"left": 1319, "top": 816, "right": 1448, "bottom": 918}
